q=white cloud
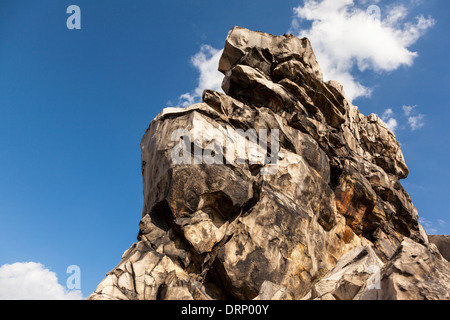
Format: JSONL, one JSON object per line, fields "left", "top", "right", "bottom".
{"left": 177, "top": 1, "right": 434, "bottom": 106}
{"left": 290, "top": 0, "right": 435, "bottom": 101}
{"left": 408, "top": 114, "right": 425, "bottom": 130}
{"left": 0, "top": 262, "right": 83, "bottom": 300}
{"left": 178, "top": 45, "right": 224, "bottom": 107}
{"left": 381, "top": 108, "right": 398, "bottom": 132}
{"left": 384, "top": 118, "right": 399, "bottom": 132}
{"left": 403, "top": 105, "right": 425, "bottom": 130}
{"left": 402, "top": 105, "right": 415, "bottom": 116}
{"left": 382, "top": 108, "right": 394, "bottom": 119}
{"left": 378, "top": 105, "right": 426, "bottom": 133}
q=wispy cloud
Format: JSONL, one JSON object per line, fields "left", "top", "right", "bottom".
{"left": 420, "top": 217, "right": 438, "bottom": 234}
{"left": 289, "top": 0, "right": 435, "bottom": 101}
{"left": 420, "top": 217, "right": 448, "bottom": 235}
{"left": 178, "top": 45, "right": 224, "bottom": 107}
{"left": 381, "top": 108, "right": 398, "bottom": 132}
{"left": 402, "top": 105, "right": 415, "bottom": 116}
{"left": 378, "top": 105, "right": 426, "bottom": 134}
{"left": 408, "top": 114, "right": 425, "bottom": 130}
{"left": 0, "top": 262, "right": 83, "bottom": 300}
{"left": 403, "top": 105, "right": 425, "bottom": 130}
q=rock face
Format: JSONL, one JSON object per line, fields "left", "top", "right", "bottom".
{"left": 429, "top": 235, "right": 450, "bottom": 262}
{"left": 88, "top": 27, "right": 449, "bottom": 300}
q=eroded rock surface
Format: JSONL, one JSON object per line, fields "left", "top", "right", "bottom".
{"left": 88, "top": 27, "right": 449, "bottom": 300}
{"left": 429, "top": 235, "right": 450, "bottom": 262}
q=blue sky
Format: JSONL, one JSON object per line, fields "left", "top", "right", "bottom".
{"left": 0, "top": 0, "right": 448, "bottom": 299}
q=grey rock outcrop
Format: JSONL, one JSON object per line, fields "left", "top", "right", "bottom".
{"left": 358, "top": 238, "right": 450, "bottom": 300}
{"left": 88, "top": 27, "right": 449, "bottom": 300}
{"left": 308, "top": 245, "right": 384, "bottom": 300}
{"left": 429, "top": 235, "right": 450, "bottom": 261}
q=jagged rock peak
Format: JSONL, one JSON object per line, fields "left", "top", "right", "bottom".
{"left": 88, "top": 27, "right": 449, "bottom": 301}
{"left": 219, "top": 26, "right": 323, "bottom": 81}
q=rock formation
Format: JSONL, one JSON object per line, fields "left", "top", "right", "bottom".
{"left": 429, "top": 235, "right": 450, "bottom": 262}
{"left": 88, "top": 27, "right": 450, "bottom": 300}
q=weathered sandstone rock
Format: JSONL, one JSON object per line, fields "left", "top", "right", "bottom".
{"left": 358, "top": 238, "right": 450, "bottom": 300}
{"left": 428, "top": 235, "right": 450, "bottom": 262}
{"left": 88, "top": 27, "right": 448, "bottom": 301}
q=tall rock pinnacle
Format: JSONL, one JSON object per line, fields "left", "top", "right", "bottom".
{"left": 88, "top": 27, "right": 450, "bottom": 300}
